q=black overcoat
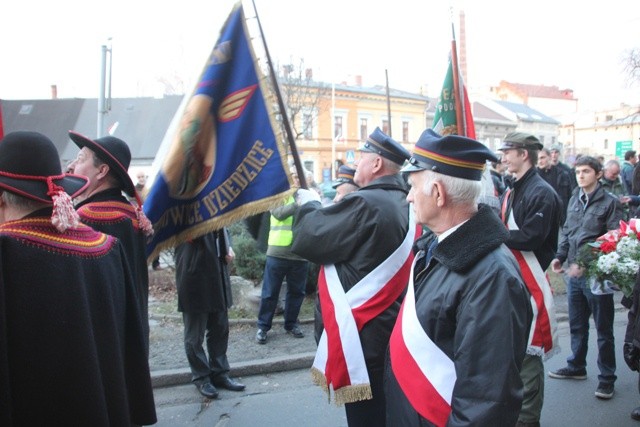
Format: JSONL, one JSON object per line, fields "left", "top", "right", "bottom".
{"left": 174, "top": 229, "right": 232, "bottom": 313}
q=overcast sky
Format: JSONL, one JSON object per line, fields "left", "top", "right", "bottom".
{"left": 1, "top": 0, "right": 639, "bottom": 110}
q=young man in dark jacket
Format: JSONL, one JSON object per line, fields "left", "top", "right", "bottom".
{"left": 499, "top": 133, "right": 562, "bottom": 427}
{"left": 550, "top": 156, "right": 624, "bottom": 399}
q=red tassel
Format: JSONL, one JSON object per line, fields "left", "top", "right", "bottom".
{"left": 136, "top": 206, "right": 154, "bottom": 236}
{"left": 51, "top": 190, "right": 80, "bottom": 232}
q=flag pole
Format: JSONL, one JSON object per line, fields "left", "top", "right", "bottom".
{"left": 250, "top": 0, "right": 308, "bottom": 188}
{"left": 450, "top": 22, "right": 465, "bottom": 137}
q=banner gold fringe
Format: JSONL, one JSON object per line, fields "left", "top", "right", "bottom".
{"left": 334, "top": 383, "right": 372, "bottom": 406}
{"left": 310, "top": 366, "right": 330, "bottom": 403}
{"left": 310, "top": 366, "right": 373, "bottom": 406}
{"left": 145, "top": 188, "right": 294, "bottom": 264}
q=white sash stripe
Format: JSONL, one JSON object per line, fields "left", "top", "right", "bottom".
{"left": 402, "top": 260, "right": 456, "bottom": 404}
{"left": 312, "top": 206, "right": 417, "bottom": 387}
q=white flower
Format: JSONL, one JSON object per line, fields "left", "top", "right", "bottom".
{"left": 597, "top": 252, "right": 619, "bottom": 274}
{"left": 616, "top": 236, "right": 639, "bottom": 258}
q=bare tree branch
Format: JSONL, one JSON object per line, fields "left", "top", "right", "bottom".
{"left": 275, "top": 57, "right": 330, "bottom": 140}
{"left": 622, "top": 47, "right": 640, "bottom": 86}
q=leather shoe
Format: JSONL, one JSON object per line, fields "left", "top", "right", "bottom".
{"left": 212, "top": 375, "right": 246, "bottom": 392}
{"left": 197, "top": 382, "right": 219, "bottom": 399}
{"left": 631, "top": 406, "right": 640, "bottom": 421}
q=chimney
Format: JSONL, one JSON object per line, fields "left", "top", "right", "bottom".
{"left": 50, "top": 84, "right": 58, "bottom": 99}
{"left": 459, "top": 10, "right": 468, "bottom": 85}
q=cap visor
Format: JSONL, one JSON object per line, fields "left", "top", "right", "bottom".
{"left": 400, "top": 163, "right": 425, "bottom": 173}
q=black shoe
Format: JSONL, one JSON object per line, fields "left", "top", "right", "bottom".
{"left": 548, "top": 366, "right": 587, "bottom": 380}
{"left": 631, "top": 406, "right": 640, "bottom": 421}
{"left": 595, "top": 382, "right": 614, "bottom": 399}
{"left": 256, "top": 328, "right": 267, "bottom": 344}
{"left": 197, "top": 382, "right": 219, "bottom": 399}
{"left": 286, "top": 325, "right": 304, "bottom": 338}
{"left": 212, "top": 375, "right": 246, "bottom": 392}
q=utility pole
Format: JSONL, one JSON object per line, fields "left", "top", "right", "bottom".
{"left": 97, "top": 38, "right": 112, "bottom": 138}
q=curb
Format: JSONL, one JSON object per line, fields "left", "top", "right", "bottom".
{"left": 151, "top": 352, "right": 316, "bottom": 388}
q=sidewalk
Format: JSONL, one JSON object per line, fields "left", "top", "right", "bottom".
{"left": 150, "top": 292, "right": 628, "bottom": 389}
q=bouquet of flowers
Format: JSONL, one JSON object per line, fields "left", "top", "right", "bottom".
{"left": 578, "top": 219, "right": 640, "bottom": 297}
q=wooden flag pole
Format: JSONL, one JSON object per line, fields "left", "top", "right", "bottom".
{"left": 250, "top": 0, "right": 308, "bottom": 188}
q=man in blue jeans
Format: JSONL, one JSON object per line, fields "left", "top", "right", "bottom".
{"left": 550, "top": 155, "right": 624, "bottom": 400}
{"left": 255, "top": 169, "right": 309, "bottom": 344}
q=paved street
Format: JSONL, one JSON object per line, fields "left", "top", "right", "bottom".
{"left": 153, "top": 309, "right": 640, "bottom": 426}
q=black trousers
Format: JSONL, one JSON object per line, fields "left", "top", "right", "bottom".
{"left": 182, "top": 310, "right": 230, "bottom": 384}
{"left": 344, "top": 368, "right": 386, "bottom": 427}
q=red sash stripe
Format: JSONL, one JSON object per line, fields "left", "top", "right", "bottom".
{"left": 390, "top": 302, "right": 451, "bottom": 426}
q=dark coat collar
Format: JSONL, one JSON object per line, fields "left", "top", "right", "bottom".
{"left": 426, "top": 204, "right": 509, "bottom": 273}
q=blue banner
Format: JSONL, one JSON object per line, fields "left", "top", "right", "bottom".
{"left": 143, "top": 3, "right": 293, "bottom": 260}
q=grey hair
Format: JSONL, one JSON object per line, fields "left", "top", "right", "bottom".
{"left": 604, "top": 159, "right": 620, "bottom": 170}
{"left": 1, "top": 190, "right": 48, "bottom": 210}
{"left": 422, "top": 170, "right": 482, "bottom": 205}
{"left": 381, "top": 157, "right": 403, "bottom": 173}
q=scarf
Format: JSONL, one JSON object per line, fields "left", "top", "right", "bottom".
{"left": 311, "top": 209, "right": 419, "bottom": 405}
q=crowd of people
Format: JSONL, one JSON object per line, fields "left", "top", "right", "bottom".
{"left": 5, "top": 123, "right": 640, "bottom": 426}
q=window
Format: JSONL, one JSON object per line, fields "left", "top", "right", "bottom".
{"left": 302, "top": 113, "right": 313, "bottom": 139}
{"left": 334, "top": 116, "right": 343, "bottom": 139}
{"left": 604, "top": 139, "right": 608, "bottom": 150}
{"left": 303, "top": 161, "right": 315, "bottom": 183}
{"left": 19, "top": 104, "right": 33, "bottom": 114}
{"left": 382, "top": 119, "right": 389, "bottom": 135}
{"left": 402, "top": 121, "right": 409, "bottom": 142}
{"left": 360, "top": 118, "right": 368, "bottom": 141}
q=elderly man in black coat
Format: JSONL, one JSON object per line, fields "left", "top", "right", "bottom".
{"left": 174, "top": 229, "right": 245, "bottom": 399}
{"left": 0, "top": 131, "right": 156, "bottom": 426}
{"left": 384, "top": 129, "right": 532, "bottom": 426}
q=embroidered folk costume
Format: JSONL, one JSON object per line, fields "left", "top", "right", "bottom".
{"left": 69, "top": 131, "right": 154, "bottom": 351}
{"left": 0, "top": 131, "right": 156, "bottom": 426}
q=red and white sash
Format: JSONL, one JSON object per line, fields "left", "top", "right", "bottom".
{"left": 501, "top": 191, "right": 559, "bottom": 358}
{"left": 389, "top": 254, "right": 456, "bottom": 426}
{"left": 311, "top": 209, "right": 420, "bottom": 405}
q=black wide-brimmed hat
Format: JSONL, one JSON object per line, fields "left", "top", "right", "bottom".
{"left": 358, "top": 127, "right": 410, "bottom": 165}
{"left": 0, "top": 131, "right": 88, "bottom": 203}
{"left": 68, "top": 131, "right": 136, "bottom": 198}
{"left": 401, "top": 128, "right": 498, "bottom": 181}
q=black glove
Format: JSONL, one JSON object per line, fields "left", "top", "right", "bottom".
{"left": 624, "top": 342, "right": 640, "bottom": 372}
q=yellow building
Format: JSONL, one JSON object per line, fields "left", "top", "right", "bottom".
{"left": 286, "top": 81, "right": 429, "bottom": 184}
